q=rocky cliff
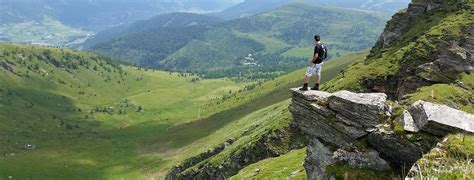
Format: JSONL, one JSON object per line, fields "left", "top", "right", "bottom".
{"left": 292, "top": 2, "right": 474, "bottom": 178}
{"left": 325, "top": 0, "right": 473, "bottom": 103}
{"left": 290, "top": 89, "right": 474, "bottom": 179}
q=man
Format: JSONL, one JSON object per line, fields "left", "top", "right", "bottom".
{"left": 299, "top": 35, "right": 327, "bottom": 91}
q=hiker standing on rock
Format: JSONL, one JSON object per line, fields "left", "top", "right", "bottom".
{"left": 299, "top": 35, "right": 328, "bottom": 91}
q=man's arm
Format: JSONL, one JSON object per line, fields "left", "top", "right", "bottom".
{"left": 311, "top": 45, "right": 320, "bottom": 64}
{"left": 312, "top": 53, "right": 319, "bottom": 63}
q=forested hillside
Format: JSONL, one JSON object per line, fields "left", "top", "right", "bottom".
{"left": 90, "top": 2, "right": 387, "bottom": 79}
{"left": 82, "top": 13, "right": 223, "bottom": 48}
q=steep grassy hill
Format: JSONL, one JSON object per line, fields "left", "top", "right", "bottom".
{"left": 89, "top": 2, "right": 387, "bottom": 78}
{"left": 230, "top": 148, "right": 307, "bottom": 179}
{"left": 0, "top": 42, "right": 366, "bottom": 178}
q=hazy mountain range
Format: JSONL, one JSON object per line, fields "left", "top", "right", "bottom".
{"left": 0, "top": 0, "right": 242, "bottom": 31}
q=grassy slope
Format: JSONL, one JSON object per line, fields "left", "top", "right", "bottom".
{"left": 174, "top": 100, "right": 299, "bottom": 177}
{"left": 408, "top": 133, "right": 474, "bottom": 179}
{"left": 231, "top": 148, "right": 307, "bottom": 179}
{"left": 0, "top": 43, "right": 245, "bottom": 179}
{"left": 0, "top": 42, "right": 366, "bottom": 178}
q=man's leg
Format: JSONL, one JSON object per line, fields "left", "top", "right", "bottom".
{"left": 304, "top": 75, "right": 310, "bottom": 84}
{"left": 300, "top": 65, "right": 314, "bottom": 91}
{"left": 311, "top": 63, "right": 322, "bottom": 90}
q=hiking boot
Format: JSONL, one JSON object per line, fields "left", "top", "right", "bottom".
{"left": 299, "top": 85, "right": 308, "bottom": 91}
{"left": 311, "top": 84, "right": 319, "bottom": 91}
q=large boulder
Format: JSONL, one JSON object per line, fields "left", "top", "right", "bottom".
{"left": 400, "top": 110, "right": 419, "bottom": 132}
{"left": 290, "top": 100, "right": 356, "bottom": 147}
{"left": 290, "top": 89, "right": 370, "bottom": 147}
{"left": 404, "top": 100, "right": 474, "bottom": 136}
{"left": 328, "top": 91, "right": 388, "bottom": 128}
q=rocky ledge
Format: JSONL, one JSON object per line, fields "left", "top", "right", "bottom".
{"left": 289, "top": 88, "right": 474, "bottom": 179}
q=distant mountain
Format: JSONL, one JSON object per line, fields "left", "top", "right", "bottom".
{"left": 214, "top": 0, "right": 289, "bottom": 20}
{"left": 309, "top": 0, "right": 411, "bottom": 12}
{"left": 83, "top": 13, "right": 223, "bottom": 48}
{"left": 0, "top": 0, "right": 240, "bottom": 31}
{"left": 215, "top": 0, "right": 409, "bottom": 20}
{"left": 89, "top": 2, "right": 388, "bottom": 78}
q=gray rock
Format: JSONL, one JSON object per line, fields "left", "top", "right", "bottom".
{"left": 24, "top": 144, "right": 36, "bottom": 150}
{"left": 367, "top": 132, "right": 424, "bottom": 168}
{"left": 291, "top": 88, "right": 332, "bottom": 102}
{"left": 304, "top": 139, "right": 334, "bottom": 180}
{"left": 291, "top": 111, "right": 354, "bottom": 147}
{"left": 328, "top": 91, "right": 388, "bottom": 128}
{"left": 287, "top": 169, "right": 301, "bottom": 179}
{"left": 1, "top": 62, "right": 14, "bottom": 71}
{"left": 416, "top": 39, "right": 474, "bottom": 83}
{"left": 4, "top": 153, "right": 15, "bottom": 157}
{"left": 0, "top": 62, "right": 22, "bottom": 76}
{"left": 332, "top": 122, "right": 367, "bottom": 139}
{"left": 335, "top": 114, "right": 363, "bottom": 128}
{"left": 226, "top": 138, "right": 235, "bottom": 145}
{"left": 407, "top": 100, "right": 474, "bottom": 136}
{"left": 400, "top": 110, "right": 419, "bottom": 132}
{"left": 290, "top": 99, "right": 364, "bottom": 147}
{"left": 332, "top": 149, "right": 391, "bottom": 171}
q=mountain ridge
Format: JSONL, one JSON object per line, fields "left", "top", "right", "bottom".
{"left": 89, "top": 2, "right": 388, "bottom": 79}
{"left": 214, "top": 0, "right": 409, "bottom": 20}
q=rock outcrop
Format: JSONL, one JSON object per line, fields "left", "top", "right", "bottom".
{"left": 166, "top": 126, "right": 306, "bottom": 180}
{"left": 363, "top": 0, "right": 473, "bottom": 99}
{"left": 290, "top": 0, "right": 474, "bottom": 179}
{"left": 402, "top": 100, "right": 474, "bottom": 136}
{"left": 289, "top": 89, "right": 473, "bottom": 179}
{"left": 0, "top": 61, "right": 21, "bottom": 76}
{"left": 374, "top": 0, "right": 448, "bottom": 49}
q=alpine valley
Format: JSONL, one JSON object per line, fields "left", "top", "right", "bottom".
{"left": 1, "top": 0, "right": 473, "bottom": 179}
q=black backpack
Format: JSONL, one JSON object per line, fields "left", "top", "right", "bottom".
{"left": 317, "top": 44, "right": 328, "bottom": 61}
